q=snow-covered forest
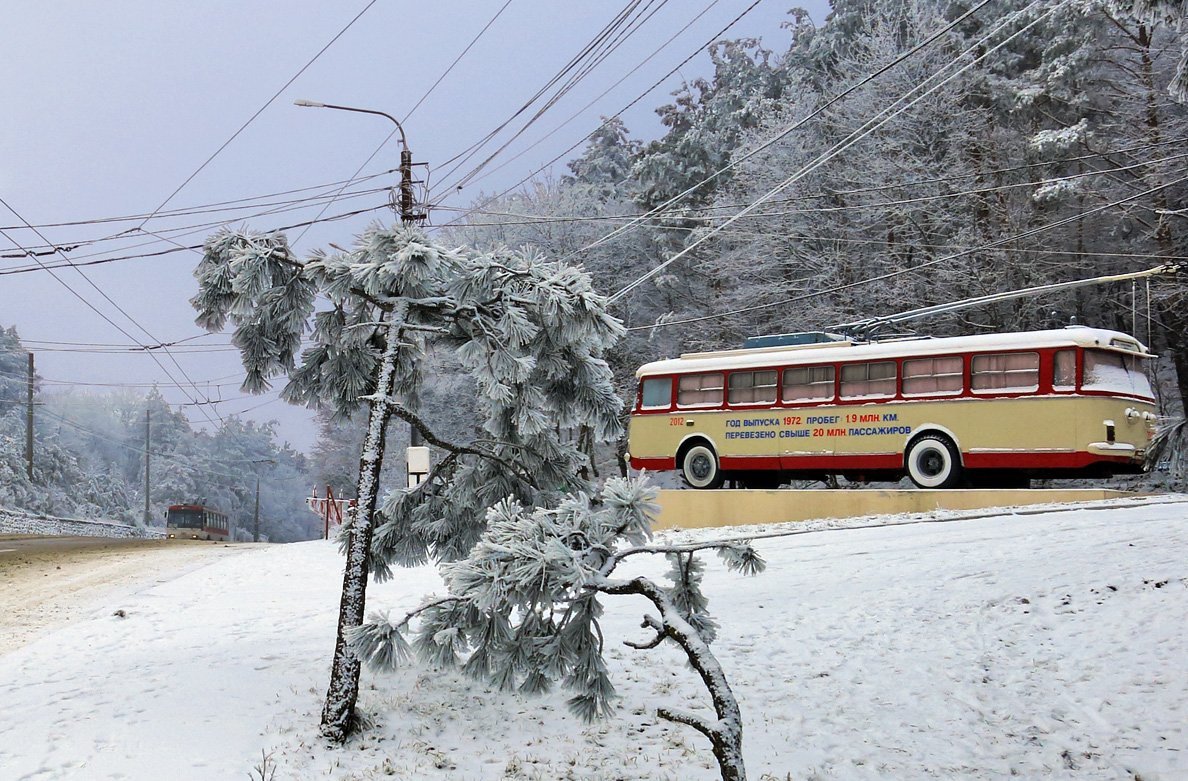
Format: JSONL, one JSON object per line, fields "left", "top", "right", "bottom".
{"left": 0, "top": 325, "right": 319, "bottom": 540}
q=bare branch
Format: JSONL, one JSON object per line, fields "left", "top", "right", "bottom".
{"left": 624, "top": 614, "right": 666, "bottom": 650}
{"left": 656, "top": 707, "right": 717, "bottom": 742}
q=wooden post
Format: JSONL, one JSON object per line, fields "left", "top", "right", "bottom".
{"left": 25, "top": 352, "right": 33, "bottom": 480}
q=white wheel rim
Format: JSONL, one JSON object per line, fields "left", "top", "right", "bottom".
{"left": 910, "top": 442, "right": 951, "bottom": 487}
{"left": 684, "top": 447, "right": 717, "bottom": 488}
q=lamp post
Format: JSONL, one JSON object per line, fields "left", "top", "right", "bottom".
{"left": 293, "top": 99, "right": 424, "bottom": 225}
{"left": 294, "top": 99, "right": 427, "bottom": 453}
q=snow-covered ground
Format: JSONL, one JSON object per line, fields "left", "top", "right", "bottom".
{"left": 1, "top": 497, "right": 1185, "bottom": 780}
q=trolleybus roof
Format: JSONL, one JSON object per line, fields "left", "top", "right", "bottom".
{"left": 636, "top": 327, "right": 1151, "bottom": 377}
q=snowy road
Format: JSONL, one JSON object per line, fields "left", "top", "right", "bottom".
{"left": 0, "top": 537, "right": 247, "bottom": 655}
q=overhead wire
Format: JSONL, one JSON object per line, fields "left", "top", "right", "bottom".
{"left": 287, "top": 0, "right": 518, "bottom": 249}
{"left": 544, "top": 0, "right": 1001, "bottom": 268}
{"left": 37, "top": 407, "right": 277, "bottom": 484}
{"left": 130, "top": 0, "right": 383, "bottom": 233}
{"left": 429, "top": 0, "right": 769, "bottom": 231}
{"left": 608, "top": 0, "right": 1061, "bottom": 303}
{"left": 0, "top": 197, "right": 223, "bottom": 428}
{"left": 0, "top": 184, "right": 389, "bottom": 260}
{"left": 626, "top": 170, "right": 1188, "bottom": 331}
{"left": 0, "top": 204, "right": 389, "bottom": 277}
{"left": 435, "top": 0, "right": 728, "bottom": 199}
{"left": 431, "top": 0, "right": 667, "bottom": 194}
{"left": 443, "top": 0, "right": 675, "bottom": 193}
{"left": 439, "top": 147, "right": 1188, "bottom": 226}
{"left": 0, "top": 170, "right": 396, "bottom": 234}
{"left": 430, "top": 133, "right": 1188, "bottom": 230}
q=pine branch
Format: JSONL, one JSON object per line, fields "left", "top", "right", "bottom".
{"left": 366, "top": 398, "right": 540, "bottom": 489}
{"left": 602, "top": 539, "right": 756, "bottom": 576}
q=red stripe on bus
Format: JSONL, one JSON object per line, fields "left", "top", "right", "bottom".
{"left": 630, "top": 457, "right": 676, "bottom": 471}
{"left": 962, "top": 452, "right": 1134, "bottom": 469}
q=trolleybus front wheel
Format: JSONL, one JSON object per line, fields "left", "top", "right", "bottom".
{"left": 905, "top": 434, "right": 962, "bottom": 489}
{"left": 680, "top": 443, "right": 724, "bottom": 489}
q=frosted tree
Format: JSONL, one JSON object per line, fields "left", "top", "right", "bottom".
{"left": 350, "top": 475, "right": 764, "bottom": 781}
{"left": 634, "top": 38, "right": 786, "bottom": 211}
{"left": 0, "top": 326, "right": 29, "bottom": 419}
{"left": 191, "top": 224, "right": 623, "bottom": 741}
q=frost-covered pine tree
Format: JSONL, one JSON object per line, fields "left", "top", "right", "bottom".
{"left": 191, "top": 224, "right": 624, "bottom": 741}
{"left": 350, "top": 475, "right": 764, "bottom": 781}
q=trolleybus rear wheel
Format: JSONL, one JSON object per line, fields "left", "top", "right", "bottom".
{"left": 680, "top": 443, "right": 724, "bottom": 489}
{"left": 905, "top": 434, "right": 962, "bottom": 489}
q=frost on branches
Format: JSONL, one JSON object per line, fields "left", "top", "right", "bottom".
{"left": 350, "top": 475, "right": 765, "bottom": 781}
{"left": 191, "top": 224, "right": 624, "bottom": 742}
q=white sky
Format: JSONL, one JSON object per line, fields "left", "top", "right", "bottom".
{"left": 0, "top": 1, "right": 827, "bottom": 453}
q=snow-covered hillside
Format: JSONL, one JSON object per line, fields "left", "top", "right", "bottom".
{"left": 1, "top": 498, "right": 1185, "bottom": 780}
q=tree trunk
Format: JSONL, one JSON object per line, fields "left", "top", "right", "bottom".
{"left": 320, "top": 321, "right": 401, "bottom": 741}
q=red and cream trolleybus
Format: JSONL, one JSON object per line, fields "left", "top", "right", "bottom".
{"left": 626, "top": 327, "right": 1157, "bottom": 489}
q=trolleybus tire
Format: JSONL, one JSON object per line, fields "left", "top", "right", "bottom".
{"left": 680, "top": 443, "right": 725, "bottom": 489}
{"left": 905, "top": 434, "right": 962, "bottom": 489}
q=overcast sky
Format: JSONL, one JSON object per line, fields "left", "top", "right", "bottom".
{"left": 0, "top": 1, "right": 827, "bottom": 453}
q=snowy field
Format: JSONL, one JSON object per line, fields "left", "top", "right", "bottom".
{"left": 1, "top": 497, "right": 1186, "bottom": 780}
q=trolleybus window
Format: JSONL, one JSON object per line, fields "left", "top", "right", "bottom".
{"left": 971, "top": 352, "right": 1039, "bottom": 392}
{"left": 840, "top": 361, "right": 896, "bottom": 399}
{"left": 728, "top": 370, "right": 778, "bottom": 405}
{"left": 902, "top": 356, "right": 963, "bottom": 396}
{"left": 1054, "top": 349, "right": 1076, "bottom": 390}
{"left": 1083, "top": 349, "right": 1153, "bottom": 398}
{"left": 782, "top": 365, "right": 834, "bottom": 402}
{"left": 640, "top": 377, "right": 672, "bottom": 409}
{"left": 170, "top": 508, "right": 202, "bottom": 528}
{"left": 677, "top": 372, "right": 724, "bottom": 407}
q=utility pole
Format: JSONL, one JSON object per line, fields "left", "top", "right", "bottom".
{"left": 144, "top": 409, "right": 151, "bottom": 525}
{"left": 253, "top": 475, "right": 261, "bottom": 543}
{"left": 25, "top": 352, "right": 33, "bottom": 480}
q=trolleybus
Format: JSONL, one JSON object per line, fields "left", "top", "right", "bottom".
{"left": 166, "top": 504, "right": 231, "bottom": 541}
{"left": 626, "top": 327, "right": 1157, "bottom": 489}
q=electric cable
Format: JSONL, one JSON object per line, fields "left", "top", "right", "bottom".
{"left": 288, "top": 0, "right": 517, "bottom": 250}
{"left": 609, "top": 0, "right": 1060, "bottom": 303}
{"left": 431, "top": 0, "right": 664, "bottom": 192}
{"left": 0, "top": 198, "right": 222, "bottom": 428}
{"left": 428, "top": 0, "right": 772, "bottom": 229}
{"left": 437, "top": 0, "right": 726, "bottom": 198}
{"left": 626, "top": 170, "right": 1188, "bottom": 331}
{"left": 0, "top": 204, "right": 389, "bottom": 277}
{"left": 131, "top": 0, "right": 383, "bottom": 233}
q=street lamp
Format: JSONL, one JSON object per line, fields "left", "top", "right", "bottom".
{"left": 293, "top": 99, "right": 423, "bottom": 224}
{"left": 294, "top": 98, "right": 428, "bottom": 458}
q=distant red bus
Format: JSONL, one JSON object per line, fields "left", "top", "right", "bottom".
{"left": 166, "top": 504, "right": 231, "bottom": 541}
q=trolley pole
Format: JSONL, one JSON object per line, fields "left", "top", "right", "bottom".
{"left": 25, "top": 352, "right": 33, "bottom": 480}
